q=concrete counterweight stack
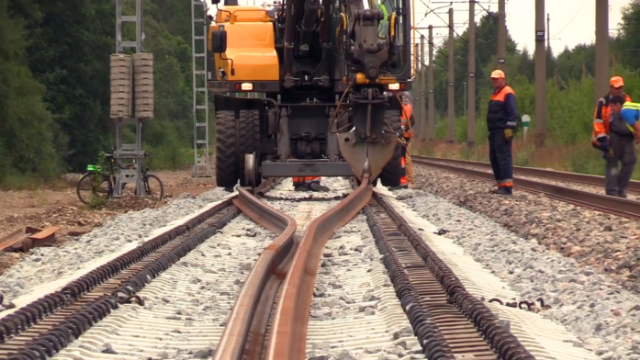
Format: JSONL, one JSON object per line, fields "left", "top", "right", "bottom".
{"left": 110, "top": 54, "right": 132, "bottom": 118}
{"left": 133, "top": 53, "right": 154, "bottom": 119}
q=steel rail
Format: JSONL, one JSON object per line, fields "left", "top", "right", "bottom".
{"left": 413, "top": 155, "right": 640, "bottom": 192}
{"left": 213, "top": 186, "right": 297, "bottom": 360}
{"left": 265, "top": 175, "right": 373, "bottom": 360}
{"left": 368, "top": 192, "right": 535, "bottom": 359}
{"left": 0, "top": 179, "right": 284, "bottom": 359}
{"left": 414, "top": 157, "right": 640, "bottom": 220}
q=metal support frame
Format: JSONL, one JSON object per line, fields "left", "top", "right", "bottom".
{"left": 192, "top": 0, "right": 212, "bottom": 177}
{"left": 114, "top": 0, "right": 145, "bottom": 197}
{"left": 261, "top": 160, "right": 354, "bottom": 177}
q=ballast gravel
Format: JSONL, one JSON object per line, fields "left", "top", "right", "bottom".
{"left": 305, "top": 213, "right": 422, "bottom": 360}
{"left": 411, "top": 165, "right": 640, "bottom": 294}
{"left": 54, "top": 214, "right": 277, "bottom": 360}
{"left": 395, "top": 181, "right": 640, "bottom": 359}
{"left": 0, "top": 188, "right": 229, "bottom": 304}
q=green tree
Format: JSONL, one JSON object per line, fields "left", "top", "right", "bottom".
{"left": 0, "top": 0, "right": 62, "bottom": 183}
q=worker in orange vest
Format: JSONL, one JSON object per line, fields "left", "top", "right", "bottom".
{"left": 293, "top": 176, "right": 329, "bottom": 192}
{"left": 592, "top": 76, "right": 632, "bottom": 158}
{"left": 487, "top": 69, "right": 516, "bottom": 196}
{"left": 400, "top": 91, "right": 416, "bottom": 188}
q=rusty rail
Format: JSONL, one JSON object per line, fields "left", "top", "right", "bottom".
{"left": 414, "top": 155, "right": 640, "bottom": 192}
{"left": 213, "top": 186, "right": 297, "bottom": 360}
{"left": 414, "top": 157, "right": 640, "bottom": 220}
{"left": 265, "top": 175, "right": 373, "bottom": 360}
{"left": 367, "top": 193, "right": 535, "bottom": 359}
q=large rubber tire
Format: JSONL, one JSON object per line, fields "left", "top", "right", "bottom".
{"left": 238, "top": 110, "right": 262, "bottom": 187}
{"left": 215, "top": 110, "right": 239, "bottom": 188}
{"left": 378, "top": 144, "right": 403, "bottom": 187}
{"left": 378, "top": 110, "right": 403, "bottom": 187}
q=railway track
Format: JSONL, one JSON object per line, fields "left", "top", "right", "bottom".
{"left": 413, "top": 155, "right": 640, "bottom": 220}
{"left": 0, "top": 176, "right": 599, "bottom": 360}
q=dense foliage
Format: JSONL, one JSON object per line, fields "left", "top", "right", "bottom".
{"left": 0, "top": 0, "right": 196, "bottom": 188}
{"left": 420, "top": 1, "right": 640, "bottom": 176}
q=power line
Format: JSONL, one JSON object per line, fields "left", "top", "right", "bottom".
{"left": 551, "top": 0, "right": 588, "bottom": 37}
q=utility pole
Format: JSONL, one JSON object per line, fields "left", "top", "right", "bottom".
{"left": 420, "top": 34, "right": 426, "bottom": 141}
{"left": 414, "top": 42, "right": 422, "bottom": 140}
{"left": 448, "top": 7, "right": 455, "bottom": 143}
{"left": 428, "top": 25, "right": 435, "bottom": 141}
{"left": 467, "top": 0, "right": 476, "bottom": 148}
{"left": 534, "top": 0, "right": 546, "bottom": 148}
{"left": 595, "top": 0, "right": 609, "bottom": 104}
{"left": 497, "top": 0, "right": 506, "bottom": 70}
{"left": 546, "top": 13, "right": 550, "bottom": 50}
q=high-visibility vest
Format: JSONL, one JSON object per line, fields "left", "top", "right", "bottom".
{"left": 593, "top": 93, "right": 632, "bottom": 139}
{"left": 620, "top": 102, "right": 640, "bottom": 133}
{"left": 400, "top": 103, "right": 413, "bottom": 138}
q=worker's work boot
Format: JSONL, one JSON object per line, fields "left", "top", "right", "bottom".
{"left": 619, "top": 191, "right": 628, "bottom": 198}
{"left": 294, "top": 185, "right": 309, "bottom": 192}
{"left": 495, "top": 187, "right": 512, "bottom": 196}
{"left": 309, "top": 182, "right": 330, "bottom": 192}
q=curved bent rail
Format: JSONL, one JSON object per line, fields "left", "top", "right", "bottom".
{"left": 265, "top": 175, "right": 373, "bottom": 360}
{"left": 213, "top": 186, "right": 297, "bottom": 360}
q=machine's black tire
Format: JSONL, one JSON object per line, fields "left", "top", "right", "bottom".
{"left": 378, "top": 110, "right": 403, "bottom": 187}
{"left": 378, "top": 144, "right": 403, "bottom": 187}
{"left": 215, "top": 110, "right": 239, "bottom": 188}
{"left": 238, "top": 110, "right": 262, "bottom": 187}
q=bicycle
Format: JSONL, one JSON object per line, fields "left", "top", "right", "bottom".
{"left": 76, "top": 151, "right": 164, "bottom": 205}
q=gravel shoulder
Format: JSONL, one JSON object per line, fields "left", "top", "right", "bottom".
{"left": 53, "top": 214, "right": 276, "bottom": 360}
{"left": 0, "top": 188, "right": 230, "bottom": 306}
{"left": 412, "top": 165, "right": 640, "bottom": 293}
{"left": 417, "top": 159, "right": 636, "bottom": 199}
{"left": 400, "top": 165, "right": 640, "bottom": 359}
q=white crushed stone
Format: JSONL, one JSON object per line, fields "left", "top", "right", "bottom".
{"left": 53, "top": 214, "right": 277, "bottom": 360}
{"left": 305, "top": 213, "right": 422, "bottom": 360}
{"left": 395, "top": 187, "right": 640, "bottom": 360}
{"left": 0, "top": 188, "right": 229, "bottom": 304}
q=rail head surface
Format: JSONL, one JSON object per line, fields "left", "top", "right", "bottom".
{"left": 265, "top": 176, "right": 373, "bottom": 360}
{"left": 413, "top": 155, "right": 640, "bottom": 192}
{"left": 214, "top": 186, "right": 297, "bottom": 360}
{"left": 416, "top": 158, "right": 640, "bottom": 220}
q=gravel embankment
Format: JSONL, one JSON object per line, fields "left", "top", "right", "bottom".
{"left": 398, "top": 165, "right": 640, "bottom": 359}
{"left": 0, "top": 188, "right": 230, "bottom": 304}
{"left": 54, "top": 214, "right": 277, "bottom": 360}
{"left": 305, "top": 213, "right": 421, "bottom": 360}
{"left": 412, "top": 165, "right": 640, "bottom": 293}
{"left": 418, "top": 159, "right": 636, "bottom": 199}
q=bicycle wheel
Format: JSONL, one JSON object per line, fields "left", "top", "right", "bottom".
{"left": 142, "top": 174, "right": 164, "bottom": 201}
{"left": 76, "top": 173, "right": 111, "bottom": 205}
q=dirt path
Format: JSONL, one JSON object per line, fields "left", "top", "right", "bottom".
{"left": 0, "top": 169, "right": 217, "bottom": 274}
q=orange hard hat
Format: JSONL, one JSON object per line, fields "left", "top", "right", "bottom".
{"left": 490, "top": 69, "right": 505, "bottom": 79}
{"left": 610, "top": 76, "right": 624, "bottom": 88}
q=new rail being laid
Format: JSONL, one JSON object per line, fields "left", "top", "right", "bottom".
{"left": 215, "top": 175, "right": 543, "bottom": 360}
{"left": 413, "top": 156, "right": 640, "bottom": 220}
{"left": 0, "top": 174, "right": 596, "bottom": 360}
{"left": 0, "top": 179, "right": 284, "bottom": 360}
